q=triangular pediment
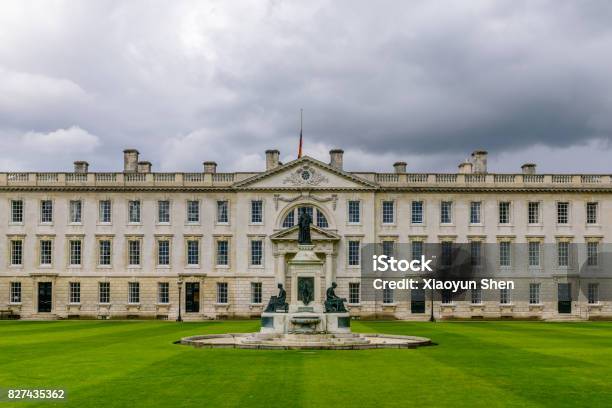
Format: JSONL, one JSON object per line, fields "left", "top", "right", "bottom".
{"left": 270, "top": 225, "right": 341, "bottom": 242}
{"left": 233, "top": 156, "right": 378, "bottom": 190}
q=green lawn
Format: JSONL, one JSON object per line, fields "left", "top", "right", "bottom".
{"left": 0, "top": 321, "right": 611, "bottom": 407}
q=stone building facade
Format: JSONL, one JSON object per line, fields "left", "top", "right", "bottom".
{"left": 0, "top": 148, "right": 610, "bottom": 320}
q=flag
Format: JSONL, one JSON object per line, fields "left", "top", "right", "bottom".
{"left": 298, "top": 128, "right": 303, "bottom": 158}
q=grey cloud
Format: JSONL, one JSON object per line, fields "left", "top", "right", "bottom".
{"left": 0, "top": 0, "right": 611, "bottom": 173}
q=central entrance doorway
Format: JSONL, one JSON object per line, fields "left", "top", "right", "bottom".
{"left": 558, "top": 283, "right": 572, "bottom": 314}
{"left": 185, "top": 282, "right": 200, "bottom": 313}
{"left": 38, "top": 282, "right": 52, "bottom": 313}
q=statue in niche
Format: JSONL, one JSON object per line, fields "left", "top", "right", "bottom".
{"left": 325, "top": 282, "right": 347, "bottom": 313}
{"left": 264, "top": 283, "right": 288, "bottom": 313}
{"left": 298, "top": 278, "right": 314, "bottom": 305}
{"left": 297, "top": 208, "right": 312, "bottom": 245}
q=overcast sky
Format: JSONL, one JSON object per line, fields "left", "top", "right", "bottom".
{"left": 1, "top": 0, "right": 611, "bottom": 173}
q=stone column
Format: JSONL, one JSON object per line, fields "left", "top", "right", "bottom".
{"left": 325, "top": 253, "right": 333, "bottom": 289}
{"left": 275, "top": 253, "right": 285, "bottom": 287}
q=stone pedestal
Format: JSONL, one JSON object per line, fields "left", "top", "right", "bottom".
{"left": 261, "top": 243, "right": 349, "bottom": 335}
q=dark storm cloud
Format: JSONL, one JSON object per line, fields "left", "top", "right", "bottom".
{"left": 0, "top": 0, "right": 611, "bottom": 173}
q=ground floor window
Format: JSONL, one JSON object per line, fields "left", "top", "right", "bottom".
{"left": 588, "top": 283, "right": 599, "bottom": 304}
{"left": 471, "top": 288, "right": 482, "bottom": 304}
{"left": 529, "top": 283, "right": 540, "bottom": 304}
{"left": 500, "top": 288, "right": 511, "bottom": 304}
{"left": 217, "top": 282, "right": 228, "bottom": 304}
{"left": 99, "top": 282, "right": 110, "bottom": 303}
{"left": 158, "top": 282, "right": 169, "bottom": 304}
{"left": 128, "top": 282, "right": 140, "bottom": 304}
{"left": 441, "top": 290, "right": 453, "bottom": 304}
{"left": 383, "top": 287, "right": 393, "bottom": 304}
{"left": 250, "top": 282, "right": 262, "bottom": 304}
{"left": 10, "top": 282, "right": 21, "bottom": 303}
{"left": 349, "top": 283, "right": 360, "bottom": 304}
{"left": 69, "top": 282, "right": 81, "bottom": 304}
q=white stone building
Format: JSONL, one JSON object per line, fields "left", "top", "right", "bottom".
{"left": 0, "top": 148, "right": 610, "bottom": 320}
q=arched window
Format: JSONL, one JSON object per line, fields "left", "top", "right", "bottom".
{"left": 282, "top": 206, "right": 329, "bottom": 229}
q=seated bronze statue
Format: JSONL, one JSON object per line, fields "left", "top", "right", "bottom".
{"left": 324, "top": 282, "right": 347, "bottom": 313}
{"left": 264, "top": 283, "right": 288, "bottom": 313}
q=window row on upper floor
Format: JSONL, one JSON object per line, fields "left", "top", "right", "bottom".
{"left": 373, "top": 200, "right": 601, "bottom": 226}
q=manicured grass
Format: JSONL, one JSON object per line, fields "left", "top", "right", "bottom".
{"left": 1, "top": 320, "right": 611, "bottom": 407}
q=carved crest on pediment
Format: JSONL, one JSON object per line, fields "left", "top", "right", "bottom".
{"left": 283, "top": 165, "right": 328, "bottom": 187}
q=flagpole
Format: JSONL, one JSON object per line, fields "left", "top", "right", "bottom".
{"left": 298, "top": 109, "right": 303, "bottom": 158}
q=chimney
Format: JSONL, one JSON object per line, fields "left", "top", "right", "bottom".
{"left": 203, "top": 161, "right": 217, "bottom": 173}
{"left": 123, "top": 149, "right": 139, "bottom": 173}
{"left": 458, "top": 161, "right": 473, "bottom": 174}
{"left": 521, "top": 163, "right": 536, "bottom": 175}
{"left": 74, "top": 161, "right": 89, "bottom": 173}
{"left": 329, "top": 149, "right": 344, "bottom": 170}
{"left": 265, "top": 149, "right": 280, "bottom": 170}
{"left": 393, "top": 161, "right": 407, "bottom": 174}
{"left": 471, "top": 150, "right": 488, "bottom": 174}
{"left": 137, "top": 161, "right": 152, "bottom": 173}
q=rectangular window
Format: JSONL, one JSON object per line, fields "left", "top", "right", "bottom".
{"left": 499, "top": 242, "right": 511, "bottom": 267}
{"left": 216, "top": 240, "right": 229, "bottom": 266}
{"left": 69, "top": 282, "right": 80, "bottom": 303}
{"left": 586, "top": 202, "right": 598, "bottom": 224}
{"left": 383, "top": 287, "right": 394, "bottom": 304}
{"left": 441, "top": 241, "right": 453, "bottom": 266}
{"left": 500, "top": 288, "right": 510, "bottom": 304}
{"left": 588, "top": 283, "right": 599, "bottom": 304}
{"left": 251, "top": 282, "right": 262, "bottom": 304}
{"left": 10, "top": 282, "right": 21, "bottom": 303}
{"left": 217, "top": 200, "right": 229, "bottom": 223}
{"left": 411, "top": 201, "right": 423, "bottom": 224}
{"left": 529, "top": 283, "right": 540, "bottom": 304}
{"left": 187, "top": 240, "right": 199, "bottom": 266}
{"left": 40, "top": 200, "right": 53, "bottom": 223}
{"left": 348, "top": 241, "right": 360, "bottom": 266}
{"left": 348, "top": 200, "right": 360, "bottom": 223}
{"left": 217, "top": 282, "right": 228, "bottom": 304}
{"left": 251, "top": 200, "right": 263, "bottom": 223}
{"left": 158, "top": 282, "right": 169, "bottom": 304}
{"left": 470, "top": 202, "right": 481, "bottom": 224}
{"left": 382, "top": 201, "right": 394, "bottom": 224}
{"left": 557, "top": 202, "right": 569, "bottom": 224}
{"left": 11, "top": 200, "right": 23, "bottom": 223}
{"left": 411, "top": 241, "right": 423, "bottom": 261}
{"left": 69, "top": 240, "right": 82, "bottom": 266}
{"left": 99, "top": 200, "right": 112, "bottom": 223}
{"left": 10, "top": 240, "right": 23, "bottom": 266}
{"left": 441, "top": 290, "right": 453, "bottom": 304}
{"left": 158, "top": 240, "right": 170, "bottom": 265}
{"left": 128, "top": 282, "right": 140, "bottom": 303}
{"left": 158, "top": 200, "right": 170, "bottom": 223}
{"left": 128, "top": 240, "right": 141, "bottom": 266}
{"left": 382, "top": 241, "right": 394, "bottom": 257}
{"left": 69, "top": 200, "right": 82, "bottom": 223}
{"left": 128, "top": 200, "right": 141, "bottom": 223}
{"left": 440, "top": 201, "right": 452, "bottom": 224}
{"left": 99, "top": 282, "right": 110, "bottom": 303}
{"left": 470, "top": 241, "right": 481, "bottom": 266}
{"left": 187, "top": 200, "right": 199, "bottom": 223}
{"left": 498, "top": 202, "right": 510, "bottom": 224}
{"left": 528, "top": 241, "right": 540, "bottom": 267}
{"left": 471, "top": 288, "right": 482, "bottom": 304}
{"left": 349, "top": 283, "right": 360, "bottom": 304}
{"left": 558, "top": 241, "right": 569, "bottom": 267}
{"left": 251, "top": 240, "right": 263, "bottom": 266}
{"left": 99, "top": 240, "right": 111, "bottom": 265}
{"left": 528, "top": 202, "right": 540, "bottom": 224}
{"left": 40, "top": 240, "right": 52, "bottom": 265}
{"left": 587, "top": 242, "right": 599, "bottom": 266}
